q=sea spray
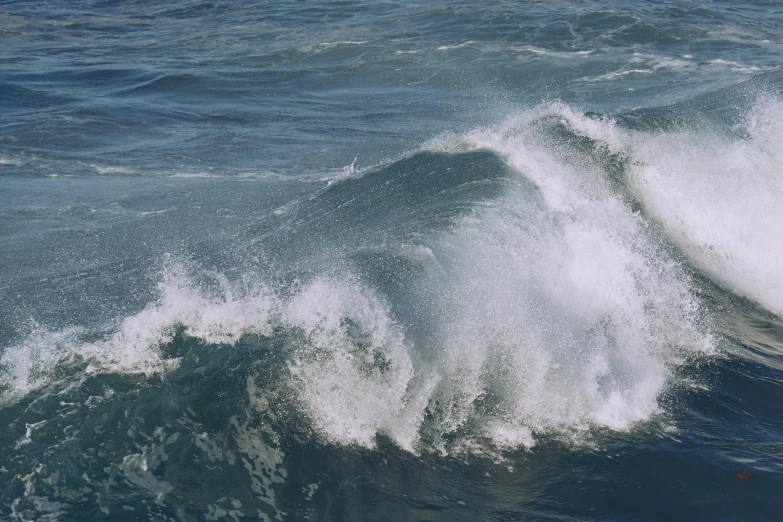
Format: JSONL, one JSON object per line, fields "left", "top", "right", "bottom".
{"left": 421, "top": 105, "right": 714, "bottom": 451}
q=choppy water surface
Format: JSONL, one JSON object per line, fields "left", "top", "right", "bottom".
{"left": 2, "top": 1, "right": 783, "bottom": 520}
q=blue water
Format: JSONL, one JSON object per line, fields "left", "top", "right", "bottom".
{"left": 2, "top": 1, "right": 783, "bottom": 520}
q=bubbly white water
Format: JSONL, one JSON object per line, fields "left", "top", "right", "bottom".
{"left": 0, "top": 258, "right": 276, "bottom": 403}
{"left": 549, "top": 97, "right": 783, "bottom": 316}
{"left": 630, "top": 100, "right": 783, "bottom": 317}
{"left": 282, "top": 277, "right": 429, "bottom": 451}
{"left": 423, "top": 104, "right": 714, "bottom": 451}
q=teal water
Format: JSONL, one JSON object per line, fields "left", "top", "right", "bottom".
{"left": 2, "top": 1, "right": 783, "bottom": 520}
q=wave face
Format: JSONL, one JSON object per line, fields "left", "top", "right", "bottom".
{"left": 3, "top": 1, "right": 783, "bottom": 520}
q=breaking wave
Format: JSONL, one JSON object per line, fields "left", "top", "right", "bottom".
{"left": 9, "top": 96, "right": 769, "bottom": 454}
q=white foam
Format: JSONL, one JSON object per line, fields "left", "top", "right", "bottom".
{"left": 543, "top": 98, "right": 783, "bottom": 316}
{"left": 89, "top": 164, "right": 134, "bottom": 175}
{"left": 297, "top": 41, "right": 369, "bottom": 55}
{"left": 139, "top": 209, "right": 173, "bottom": 216}
{"left": 437, "top": 41, "right": 475, "bottom": 51}
{"left": 316, "top": 41, "right": 367, "bottom": 47}
{"left": 423, "top": 103, "right": 713, "bottom": 450}
{"left": 625, "top": 98, "right": 783, "bottom": 316}
{"left": 0, "top": 262, "right": 433, "bottom": 450}
{"left": 169, "top": 172, "right": 221, "bottom": 178}
{"left": 708, "top": 59, "right": 767, "bottom": 73}
{"left": 0, "top": 259, "right": 275, "bottom": 404}
{"left": 580, "top": 68, "right": 655, "bottom": 82}
{"left": 0, "top": 156, "right": 21, "bottom": 166}
{"left": 703, "top": 26, "right": 783, "bottom": 52}
{"left": 578, "top": 53, "right": 695, "bottom": 83}
{"left": 283, "top": 278, "right": 434, "bottom": 451}
{"left": 1, "top": 326, "right": 84, "bottom": 402}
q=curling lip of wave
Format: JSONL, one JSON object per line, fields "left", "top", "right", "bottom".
{"left": 427, "top": 98, "right": 783, "bottom": 317}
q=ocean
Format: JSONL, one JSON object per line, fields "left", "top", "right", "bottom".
{"left": 1, "top": 1, "right": 782, "bottom": 520}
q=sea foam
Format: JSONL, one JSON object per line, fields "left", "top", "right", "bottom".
{"left": 556, "top": 97, "right": 783, "bottom": 317}
{"left": 421, "top": 103, "right": 713, "bottom": 452}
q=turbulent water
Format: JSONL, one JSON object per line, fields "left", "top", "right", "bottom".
{"left": 2, "top": 1, "right": 783, "bottom": 520}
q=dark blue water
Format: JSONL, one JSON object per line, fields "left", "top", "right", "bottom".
{"left": 2, "top": 1, "right": 783, "bottom": 520}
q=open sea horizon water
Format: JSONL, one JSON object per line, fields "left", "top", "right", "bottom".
{"left": 2, "top": 1, "right": 782, "bottom": 520}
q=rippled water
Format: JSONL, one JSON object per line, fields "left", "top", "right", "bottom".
{"left": 2, "top": 1, "right": 783, "bottom": 520}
